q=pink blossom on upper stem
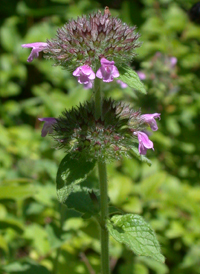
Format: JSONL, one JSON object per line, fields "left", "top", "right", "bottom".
{"left": 134, "top": 131, "right": 154, "bottom": 155}
{"left": 73, "top": 65, "right": 95, "bottom": 85}
{"left": 137, "top": 71, "right": 146, "bottom": 80}
{"left": 38, "top": 118, "right": 57, "bottom": 137}
{"left": 96, "top": 58, "right": 119, "bottom": 82}
{"left": 21, "top": 42, "right": 48, "bottom": 62}
{"left": 116, "top": 80, "right": 128, "bottom": 88}
{"left": 141, "top": 113, "right": 161, "bottom": 131}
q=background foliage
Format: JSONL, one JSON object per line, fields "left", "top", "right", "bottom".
{"left": 0, "top": 0, "right": 200, "bottom": 273}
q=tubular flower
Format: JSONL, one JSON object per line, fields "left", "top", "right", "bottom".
{"left": 22, "top": 42, "right": 48, "bottom": 62}
{"left": 38, "top": 118, "right": 57, "bottom": 137}
{"left": 73, "top": 65, "right": 95, "bottom": 84}
{"left": 134, "top": 131, "right": 154, "bottom": 155}
{"left": 141, "top": 113, "right": 161, "bottom": 131}
{"left": 96, "top": 58, "right": 119, "bottom": 82}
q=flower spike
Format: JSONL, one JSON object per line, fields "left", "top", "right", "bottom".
{"left": 22, "top": 42, "right": 48, "bottom": 62}
{"left": 96, "top": 58, "right": 119, "bottom": 82}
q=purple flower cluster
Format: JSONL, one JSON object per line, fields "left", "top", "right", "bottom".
{"left": 134, "top": 113, "right": 161, "bottom": 155}
{"left": 22, "top": 43, "right": 120, "bottom": 87}
{"left": 39, "top": 113, "right": 161, "bottom": 156}
{"left": 72, "top": 58, "right": 120, "bottom": 88}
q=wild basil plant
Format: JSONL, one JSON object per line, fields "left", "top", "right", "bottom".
{"left": 22, "top": 8, "right": 164, "bottom": 274}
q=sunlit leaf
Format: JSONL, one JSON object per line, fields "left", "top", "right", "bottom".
{"left": 107, "top": 214, "right": 165, "bottom": 263}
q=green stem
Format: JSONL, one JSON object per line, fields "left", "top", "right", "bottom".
{"left": 98, "top": 161, "right": 110, "bottom": 274}
{"left": 94, "top": 78, "right": 102, "bottom": 120}
{"left": 53, "top": 203, "right": 65, "bottom": 274}
{"left": 94, "top": 78, "right": 110, "bottom": 274}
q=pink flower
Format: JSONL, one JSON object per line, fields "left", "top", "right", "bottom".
{"left": 22, "top": 42, "right": 48, "bottom": 62}
{"left": 134, "top": 131, "right": 154, "bottom": 155}
{"left": 170, "top": 57, "right": 177, "bottom": 67}
{"left": 83, "top": 80, "right": 94, "bottom": 89}
{"left": 137, "top": 71, "right": 146, "bottom": 80}
{"left": 96, "top": 58, "right": 119, "bottom": 82}
{"left": 141, "top": 113, "right": 161, "bottom": 131}
{"left": 73, "top": 65, "right": 95, "bottom": 85}
{"left": 38, "top": 117, "right": 56, "bottom": 137}
{"left": 116, "top": 80, "right": 128, "bottom": 88}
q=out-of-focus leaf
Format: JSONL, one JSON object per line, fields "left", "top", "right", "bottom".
{"left": 0, "top": 180, "right": 35, "bottom": 200}
{"left": 0, "top": 219, "right": 24, "bottom": 233}
{"left": 3, "top": 260, "right": 51, "bottom": 274}
{"left": 0, "top": 234, "right": 9, "bottom": 253}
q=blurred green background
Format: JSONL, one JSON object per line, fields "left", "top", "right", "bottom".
{"left": 0, "top": 0, "right": 200, "bottom": 273}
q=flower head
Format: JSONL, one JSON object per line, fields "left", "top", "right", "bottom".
{"left": 73, "top": 65, "right": 95, "bottom": 84}
{"left": 141, "top": 113, "right": 161, "bottom": 131}
{"left": 96, "top": 58, "right": 119, "bottom": 82}
{"left": 38, "top": 100, "right": 160, "bottom": 160}
{"left": 44, "top": 11, "right": 140, "bottom": 71}
{"left": 38, "top": 117, "right": 57, "bottom": 137}
{"left": 22, "top": 42, "right": 48, "bottom": 62}
{"left": 134, "top": 131, "right": 154, "bottom": 155}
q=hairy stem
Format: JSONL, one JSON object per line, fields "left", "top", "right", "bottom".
{"left": 94, "top": 79, "right": 110, "bottom": 274}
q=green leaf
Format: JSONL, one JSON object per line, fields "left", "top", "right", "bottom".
{"left": 130, "top": 146, "right": 152, "bottom": 166}
{"left": 3, "top": 260, "right": 51, "bottom": 274}
{"left": 0, "top": 219, "right": 24, "bottom": 233}
{"left": 118, "top": 65, "right": 147, "bottom": 94}
{"left": 107, "top": 214, "right": 165, "bottom": 263}
{"left": 56, "top": 154, "right": 98, "bottom": 217}
{"left": 0, "top": 182, "right": 35, "bottom": 201}
{"left": 61, "top": 185, "right": 100, "bottom": 218}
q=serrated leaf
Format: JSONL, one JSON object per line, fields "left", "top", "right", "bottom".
{"left": 56, "top": 154, "right": 98, "bottom": 217}
{"left": 107, "top": 214, "right": 165, "bottom": 263}
{"left": 130, "top": 146, "right": 152, "bottom": 166}
{"left": 118, "top": 65, "right": 147, "bottom": 94}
